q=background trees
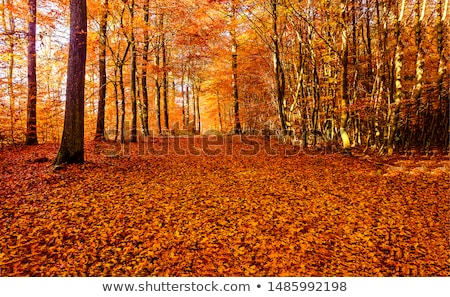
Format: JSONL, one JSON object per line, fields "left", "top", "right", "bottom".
{"left": 0, "top": 0, "right": 448, "bottom": 154}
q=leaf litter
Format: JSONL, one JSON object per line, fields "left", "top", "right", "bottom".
{"left": 0, "top": 137, "right": 448, "bottom": 276}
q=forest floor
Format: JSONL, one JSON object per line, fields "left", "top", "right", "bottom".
{"left": 0, "top": 136, "right": 449, "bottom": 276}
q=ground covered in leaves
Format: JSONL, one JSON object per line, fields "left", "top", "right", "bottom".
{"left": 1, "top": 137, "right": 449, "bottom": 276}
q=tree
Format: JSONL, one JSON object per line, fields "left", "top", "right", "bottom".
{"left": 339, "top": 0, "right": 351, "bottom": 152}
{"left": 130, "top": 0, "right": 137, "bottom": 142}
{"left": 387, "top": 0, "right": 405, "bottom": 156}
{"left": 140, "top": 0, "right": 150, "bottom": 136}
{"left": 230, "top": 0, "right": 241, "bottom": 134}
{"left": 94, "top": 0, "right": 108, "bottom": 141}
{"left": 271, "top": 0, "right": 287, "bottom": 136}
{"left": 26, "top": 0, "right": 38, "bottom": 145}
{"left": 54, "top": 0, "right": 87, "bottom": 165}
{"left": 1, "top": 0, "right": 17, "bottom": 144}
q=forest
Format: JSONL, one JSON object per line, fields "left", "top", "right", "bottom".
{"left": 0, "top": 0, "right": 448, "bottom": 153}
{"left": 0, "top": 0, "right": 449, "bottom": 277}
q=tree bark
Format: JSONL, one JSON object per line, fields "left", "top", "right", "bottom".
{"left": 155, "top": 49, "right": 162, "bottom": 134}
{"left": 161, "top": 15, "right": 169, "bottom": 131}
{"left": 130, "top": 0, "right": 137, "bottom": 142}
{"left": 141, "top": 0, "right": 150, "bottom": 136}
{"left": 340, "top": 0, "right": 351, "bottom": 152}
{"left": 95, "top": 0, "right": 108, "bottom": 141}
{"left": 2, "top": 0, "right": 16, "bottom": 144}
{"left": 387, "top": 0, "right": 405, "bottom": 155}
{"left": 54, "top": 0, "right": 87, "bottom": 165}
{"left": 231, "top": 0, "right": 241, "bottom": 134}
{"left": 410, "top": 0, "right": 425, "bottom": 146}
{"left": 272, "top": 0, "right": 287, "bottom": 135}
{"left": 26, "top": 0, "right": 38, "bottom": 145}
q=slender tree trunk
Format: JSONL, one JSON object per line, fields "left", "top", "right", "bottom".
{"left": 114, "top": 68, "right": 119, "bottom": 142}
{"left": 181, "top": 70, "right": 186, "bottom": 128}
{"left": 141, "top": 0, "right": 150, "bottom": 136}
{"left": 231, "top": 0, "right": 241, "bottom": 134}
{"left": 2, "top": 0, "right": 16, "bottom": 144}
{"left": 436, "top": 0, "right": 448, "bottom": 101}
{"left": 196, "top": 85, "right": 201, "bottom": 133}
{"left": 130, "top": 0, "right": 137, "bottom": 142}
{"left": 116, "top": 41, "right": 131, "bottom": 144}
{"left": 411, "top": 0, "right": 425, "bottom": 142}
{"left": 155, "top": 50, "right": 162, "bottom": 135}
{"left": 161, "top": 16, "right": 169, "bottom": 131}
{"left": 192, "top": 82, "right": 196, "bottom": 132}
{"left": 340, "top": 0, "right": 351, "bottom": 152}
{"left": 435, "top": 0, "right": 448, "bottom": 148}
{"left": 119, "top": 62, "right": 127, "bottom": 143}
{"left": 95, "top": 0, "right": 108, "bottom": 141}
{"left": 365, "top": 0, "right": 373, "bottom": 83}
{"left": 54, "top": 0, "right": 87, "bottom": 165}
{"left": 26, "top": 0, "right": 38, "bottom": 145}
{"left": 216, "top": 91, "right": 223, "bottom": 132}
{"left": 186, "top": 67, "right": 190, "bottom": 127}
{"left": 436, "top": 0, "right": 448, "bottom": 104}
{"left": 387, "top": 0, "right": 405, "bottom": 155}
{"left": 272, "top": 0, "right": 287, "bottom": 135}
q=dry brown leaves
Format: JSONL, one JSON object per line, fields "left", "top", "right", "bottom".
{"left": 0, "top": 137, "right": 449, "bottom": 276}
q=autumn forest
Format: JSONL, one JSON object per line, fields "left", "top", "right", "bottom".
{"left": 0, "top": 0, "right": 449, "bottom": 277}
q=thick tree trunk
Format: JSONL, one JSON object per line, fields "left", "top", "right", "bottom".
{"left": 54, "top": 0, "right": 87, "bottom": 165}
{"left": 26, "top": 0, "right": 38, "bottom": 145}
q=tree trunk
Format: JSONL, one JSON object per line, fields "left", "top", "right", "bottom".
{"left": 114, "top": 68, "right": 119, "bottom": 142}
{"left": 231, "top": 0, "right": 241, "bottom": 134}
{"left": 130, "top": 0, "right": 137, "bottom": 142}
{"left": 155, "top": 50, "right": 162, "bottom": 135}
{"left": 387, "top": 0, "right": 405, "bottom": 155}
{"left": 141, "top": 0, "right": 150, "bottom": 136}
{"left": 54, "top": 0, "right": 87, "bottom": 165}
{"left": 410, "top": 0, "right": 425, "bottom": 146}
{"left": 185, "top": 67, "right": 190, "bottom": 128}
{"left": 95, "top": 0, "right": 108, "bottom": 141}
{"left": 435, "top": 0, "right": 448, "bottom": 149}
{"left": 216, "top": 91, "right": 223, "bottom": 132}
{"left": 181, "top": 70, "right": 186, "bottom": 128}
{"left": 2, "top": 0, "right": 16, "bottom": 144}
{"left": 196, "top": 85, "right": 201, "bottom": 133}
{"left": 340, "top": 0, "right": 351, "bottom": 152}
{"left": 26, "top": 0, "right": 38, "bottom": 145}
{"left": 161, "top": 17, "right": 169, "bottom": 131}
{"left": 272, "top": 0, "right": 287, "bottom": 135}
{"left": 119, "top": 63, "right": 126, "bottom": 143}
